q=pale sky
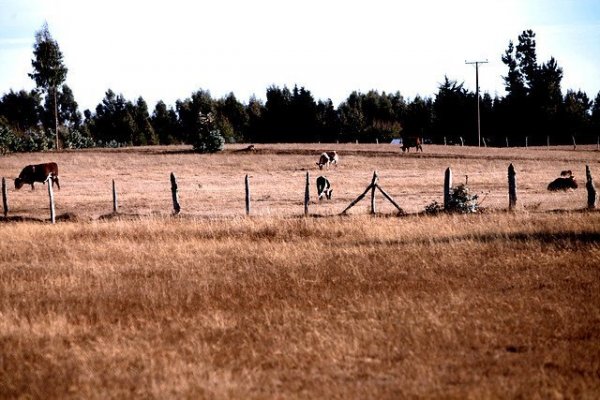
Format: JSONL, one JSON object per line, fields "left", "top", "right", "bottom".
{"left": 1, "top": 0, "right": 599, "bottom": 112}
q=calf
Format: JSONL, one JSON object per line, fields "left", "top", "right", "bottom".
{"left": 401, "top": 137, "right": 423, "bottom": 153}
{"left": 316, "top": 151, "right": 339, "bottom": 170}
{"left": 316, "top": 176, "right": 332, "bottom": 200}
{"left": 15, "top": 162, "right": 60, "bottom": 190}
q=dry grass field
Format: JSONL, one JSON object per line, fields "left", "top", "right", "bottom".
{"left": 1, "top": 143, "right": 599, "bottom": 398}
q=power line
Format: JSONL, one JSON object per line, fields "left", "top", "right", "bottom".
{"left": 465, "top": 60, "right": 488, "bottom": 147}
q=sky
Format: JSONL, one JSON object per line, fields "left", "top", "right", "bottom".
{"left": 1, "top": 0, "right": 599, "bottom": 112}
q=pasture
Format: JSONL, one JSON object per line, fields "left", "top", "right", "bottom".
{"left": 0, "top": 143, "right": 599, "bottom": 398}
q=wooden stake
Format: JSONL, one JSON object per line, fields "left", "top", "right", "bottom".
{"left": 341, "top": 183, "right": 374, "bottom": 215}
{"left": 304, "top": 172, "right": 309, "bottom": 216}
{"left": 444, "top": 167, "right": 452, "bottom": 210}
{"left": 47, "top": 176, "right": 55, "bottom": 224}
{"left": 370, "top": 171, "right": 378, "bottom": 214}
{"left": 170, "top": 172, "right": 181, "bottom": 215}
{"left": 586, "top": 165, "right": 597, "bottom": 209}
{"left": 112, "top": 179, "right": 118, "bottom": 213}
{"left": 508, "top": 163, "right": 517, "bottom": 211}
{"left": 376, "top": 185, "right": 404, "bottom": 214}
{"left": 2, "top": 177, "right": 8, "bottom": 218}
{"left": 245, "top": 174, "right": 251, "bottom": 216}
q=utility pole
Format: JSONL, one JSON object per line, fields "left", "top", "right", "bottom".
{"left": 465, "top": 60, "right": 488, "bottom": 147}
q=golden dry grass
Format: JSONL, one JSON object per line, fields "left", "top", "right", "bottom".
{"left": 0, "top": 144, "right": 599, "bottom": 398}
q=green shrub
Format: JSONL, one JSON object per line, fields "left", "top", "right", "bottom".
{"left": 192, "top": 113, "right": 224, "bottom": 153}
{"left": 64, "top": 129, "right": 95, "bottom": 149}
{"left": 425, "top": 184, "right": 480, "bottom": 214}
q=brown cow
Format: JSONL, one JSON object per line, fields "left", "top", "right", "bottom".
{"left": 15, "top": 162, "right": 60, "bottom": 190}
{"left": 401, "top": 137, "right": 423, "bottom": 153}
{"left": 316, "top": 151, "right": 339, "bottom": 170}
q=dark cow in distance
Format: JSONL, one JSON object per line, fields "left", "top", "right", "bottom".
{"left": 547, "top": 176, "right": 577, "bottom": 191}
{"left": 316, "top": 176, "right": 332, "bottom": 200}
{"left": 401, "top": 137, "right": 423, "bottom": 153}
{"left": 316, "top": 151, "right": 339, "bottom": 170}
{"left": 15, "top": 162, "right": 60, "bottom": 190}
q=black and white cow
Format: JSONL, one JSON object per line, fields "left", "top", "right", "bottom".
{"left": 316, "top": 151, "right": 339, "bottom": 170}
{"left": 316, "top": 176, "right": 332, "bottom": 200}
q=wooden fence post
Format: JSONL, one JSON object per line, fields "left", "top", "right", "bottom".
{"left": 112, "top": 179, "right": 118, "bottom": 213}
{"left": 304, "top": 172, "right": 310, "bottom": 216}
{"left": 572, "top": 136, "right": 577, "bottom": 150}
{"left": 508, "top": 163, "right": 517, "bottom": 210}
{"left": 547, "top": 136, "right": 550, "bottom": 148}
{"left": 444, "top": 136, "right": 447, "bottom": 146}
{"left": 2, "top": 177, "right": 8, "bottom": 218}
{"left": 505, "top": 137, "right": 509, "bottom": 148}
{"left": 586, "top": 165, "right": 597, "bottom": 209}
{"left": 170, "top": 172, "right": 181, "bottom": 215}
{"left": 47, "top": 178, "right": 55, "bottom": 224}
{"left": 482, "top": 137, "right": 487, "bottom": 147}
{"left": 444, "top": 167, "right": 452, "bottom": 210}
{"left": 370, "top": 171, "right": 378, "bottom": 214}
{"left": 245, "top": 174, "right": 251, "bottom": 216}
{"left": 459, "top": 137, "right": 464, "bottom": 146}
{"left": 525, "top": 136, "right": 528, "bottom": 148}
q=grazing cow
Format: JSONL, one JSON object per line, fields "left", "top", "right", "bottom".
{"left": 316, "top": 151, "right": 339, "bottom": 170}
{"left": 14, "top": 162, "right": 60, "bottom": 190}
{"left": 401, "top": 137, "right": 423, "bottom": 153}
{"left": 547, "top": 176, "right": 577, "bottom": 191}
{"left": 316, "top": 176, "right": 332, "bottom": 200}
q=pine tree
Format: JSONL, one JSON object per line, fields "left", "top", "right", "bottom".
{"left": 29, "top": 23, "right": 68, "bottom": 149}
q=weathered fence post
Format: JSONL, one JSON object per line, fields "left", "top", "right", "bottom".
{"left": 47, "top": 178, "right": 55, "bottom": 224}
{"left": 525, "top": 136, "right": 528, "bottom": 148}
{"left": 112, "top": 179, "right": 118, "bottom": 213}
{"left": 547, "top": 136, "right": 550, "bottom": 148}
{"left": 304, "top": 172, "right": 310, "bottom": 216}
{"left": 508, "top": 163, "right": 517, "bottom": 211}
{"left": 370, "top": 171, "right": 378, "bottom": 214}
{"left": 572, "top": 136, "right": 577, "bottom": 150}
{"left": 444, "top": 167, "right": 452, "bottom": 210}
{"left": 170, "top": 172, "right": 181, "bottom": 215}
{"left": 586, "top": 165, "right": 597, "bottom": 209}
{"left": 482, "top": 137, "right": 487, "bottom": 147}
{"left": 444, "top": 136, "right": 447, "bottom": 146}
{"left": 376, "top": 138, "right": 379, "bottom": 145}
{"left": 2, "top": 177, "right": 8, "bottom": 218}
{"left": 459, "top": 137, "right": 464, "bottom": 146}
{"left": 245, "top": 174, "right": 251, "bottom": 216}
{"left": 505, "top": 137, "right": 509, "bottom": 148}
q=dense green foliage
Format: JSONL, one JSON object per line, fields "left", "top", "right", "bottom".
{"left": 28, "top": 23, "right": 68, "bottom": 149}
{"left": 1, "top": 28, "right": 599, "bottom": 153}
{"left": 192, "top": 113, "right": 224, "bottom": 153}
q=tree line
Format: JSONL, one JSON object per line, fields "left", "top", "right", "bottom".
{"left": 1, "top": 27, "right": 599, "bottom": 154}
